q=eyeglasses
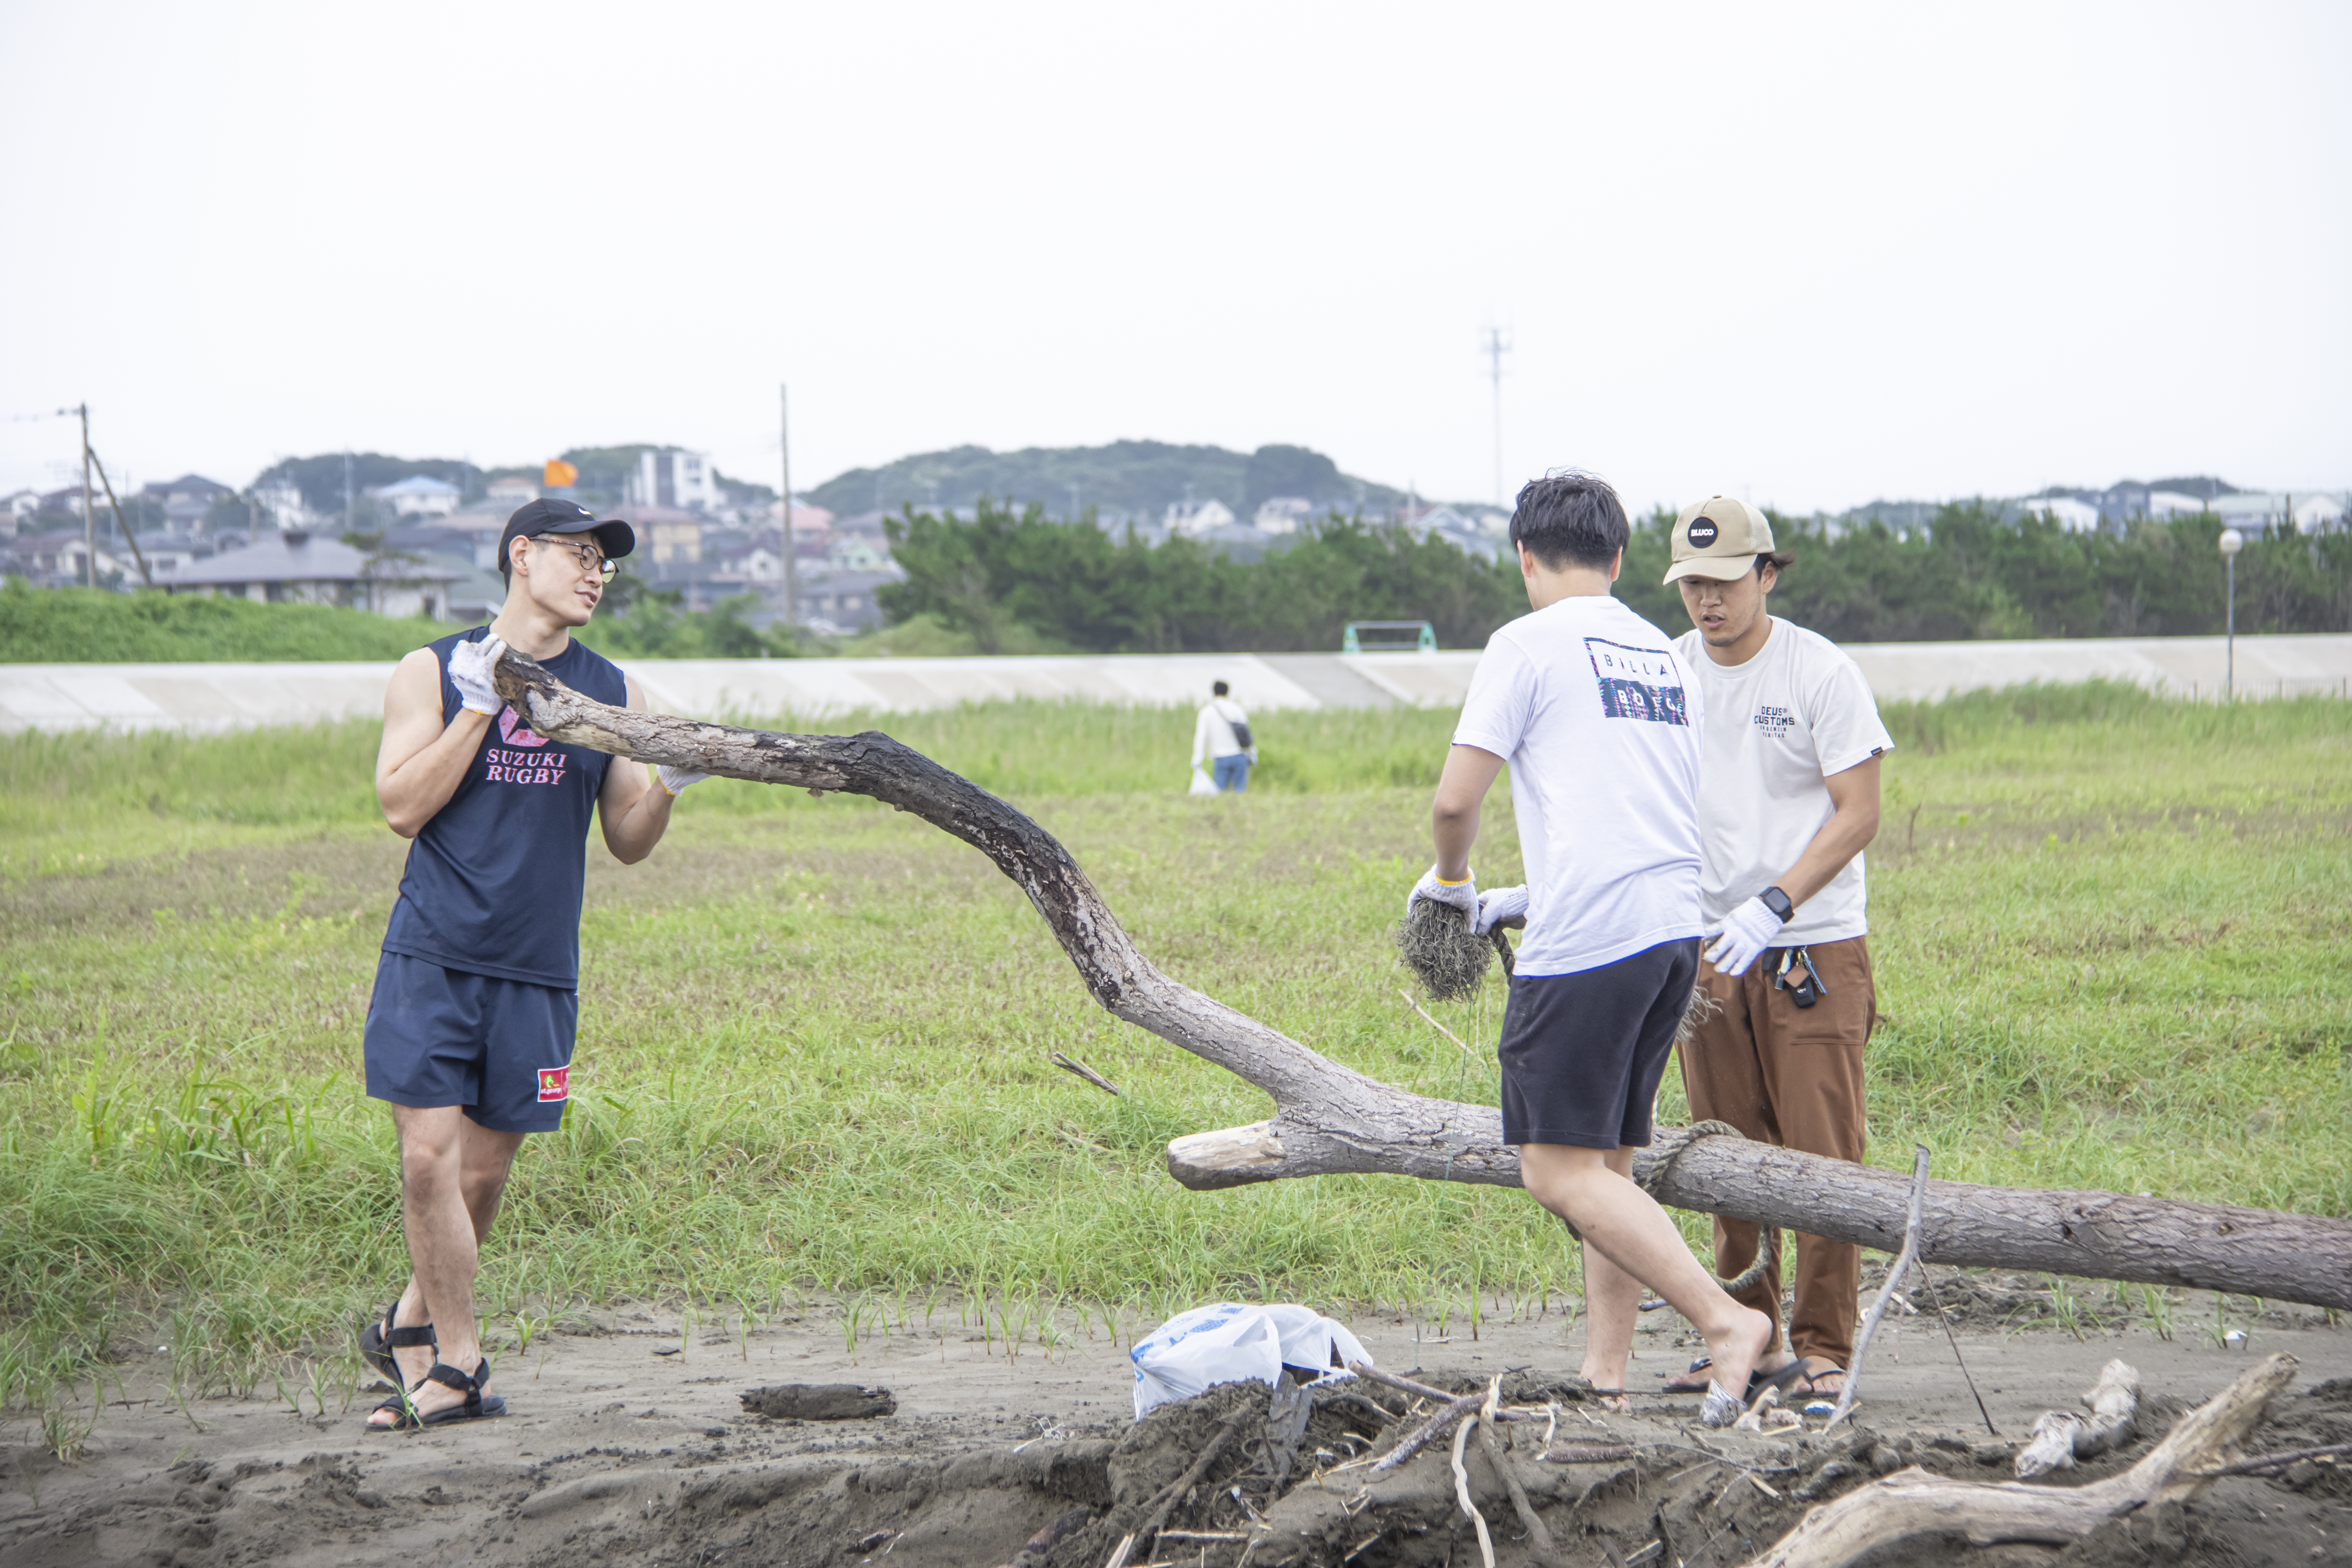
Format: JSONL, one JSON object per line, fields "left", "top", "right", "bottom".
{"left": 535, "top": 535, "right": 618, "bottom": 582}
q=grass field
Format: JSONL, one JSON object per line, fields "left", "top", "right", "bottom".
{"left": 2, "top": 683, "right": 2348, "bottom": 1443}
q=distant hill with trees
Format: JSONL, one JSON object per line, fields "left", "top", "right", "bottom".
{"left": 805, "top": 440, "right": 1410, "bottom": 521}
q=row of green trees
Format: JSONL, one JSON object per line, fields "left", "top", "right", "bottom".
{"left": 880, "top": 500, "right": 1523, "bottom": 653}
{"left": 877, "top": 499, "right": 2352, "bottom": 653}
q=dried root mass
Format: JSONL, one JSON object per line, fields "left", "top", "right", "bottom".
{"left": 1397, "top": 898, "right": 1493, "bottom": 1002}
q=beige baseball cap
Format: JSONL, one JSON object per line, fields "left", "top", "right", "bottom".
{"left": 1663, "top": 496, "right": 1775, "bottom": 584}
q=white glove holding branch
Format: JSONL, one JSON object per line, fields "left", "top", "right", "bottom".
{"left": 1703, "top": 894, "right": 1786, "bottom": 977}
{"left": 1405, "top": 865, "right": 1478, "bottom": 921}
{"left": 657, "top": 765, "right": 710, "bottom": 797}
{"left": 447, "top": 635, "right": 508, "bottom": 716}
{"left": 1474, "top": 884, "right": 1528, "bottom": 935}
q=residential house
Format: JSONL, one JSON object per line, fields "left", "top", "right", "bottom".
{"left": 1165, "top": 498, "right": 1238, "bottom": 536}
{"left": 825, "top": 533, "right": 890, "bottom": 570}
{"left": 779, "top": 502, "right": 833, "bottom": 550}
{"left": 156, "top": 528, "right": 457, "bottom": 618}
{"left": 9, "top": 529, "right": 103, "bottom": 585}
{"left": 5, "top": 489, "right": 41, "bottom": 530}
{"left": 137, "top": 474, "right": 238, "bottom": 535}
{"left": 611, "top": 504, "right": 705, "bottom": 571}
{"left": 1405, "top": 505, "right": 1509, "bottom": 561}
{"left": 1254, "top": 497, "right": 1316, "bottom": 535}
{"left": 795, "top": 567, "right": 897, "bottom": 635}
{"left": 370, "top": 475, "right": 464, "bottom": 518}
{"left": 132, "top": 531, "right": 214, "bottom": 577}
{"left": 712, "top": 542, "right": 789, "bottom": 586}
{"left": 397, "top": 503, "right": 510, "bottom": 570}
{"left": 2018, "top": 497, "right": 2104, "bottom": 533}
{"left": 253, "top": 477, "right": 314, "bottom": 531}
{"left": 485, "top": 476, "right": 540, "bottom": 508}
{"left": 2209, "top": 492, "right": 2346, "bottom": 533}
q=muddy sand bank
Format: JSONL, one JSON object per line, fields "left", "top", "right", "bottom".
{"left": 4, "top": 1288, "right": 2347, "bottom": 1567}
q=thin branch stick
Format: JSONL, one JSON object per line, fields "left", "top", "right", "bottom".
{"left": 1826, "top": 1144, "right": 1931, "bottom": 1431}
{"left": 1473, "top": 1377, "right": 1563, "bottom": 1567}
{"left": 1399, "top": 988, "right": 1478, "bottom": 1057}
{"left": 1540, "top": 1443, "right": 1641, "bottom": 1465}
{"left": 2199, "top": 1441, "right": 2351, "bottom": 1478}
{"left": 1373, "top": 1392, "right": 1483, "bottom": 1473}
{"left": 1111, "top": 1406, "right": 1250, "bottom": 1567}
{"left": 1917, "top": 1264, "right": 1999, "bottom": 1435}
{"left": 1049, "top": 1051, "right": 1123, "bottom": 1096}
{"left": 1450, "top": 1409, "right": 1497, "bottom": 1568}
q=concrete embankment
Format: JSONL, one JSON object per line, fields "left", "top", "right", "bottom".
{"left": 2, "top": 635, "right": 2347, "bottom": 734}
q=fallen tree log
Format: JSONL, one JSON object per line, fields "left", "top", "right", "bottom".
{"left": 493, "top": 654, "right": 2352, "bottom": 1310}
{"left": 1746, "top": 1353, "right": 2297, "bottom": 1568}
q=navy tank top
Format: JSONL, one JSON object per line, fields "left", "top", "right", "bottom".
{"left": 380, "top": 627, "right": 631, "bottom": 988}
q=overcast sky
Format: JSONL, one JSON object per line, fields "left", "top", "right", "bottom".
{"left": 3, "top": 3, "right": 2345, "bottom": 517}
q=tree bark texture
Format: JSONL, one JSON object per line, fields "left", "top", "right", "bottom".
{"left": 494, "top": 654, "right": 2352, "bottom": 1310}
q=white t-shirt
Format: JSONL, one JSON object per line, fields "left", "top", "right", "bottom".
{"left": 1453, "top": 595, "right": 1705, "bottom": 977}
{"left": 1192, "top": 698, "right": 1249, "bottom": 766}
{"left": 1674, "top": 617, "right": 1895, "bottom": 946}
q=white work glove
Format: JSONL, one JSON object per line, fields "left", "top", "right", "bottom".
{"left": 1474, "top": 884, "right": 1529, "bottom": 935}
{"left": 1405, "top": 865, "right": 1478, "bottom": 922}
{"left": 447, "top": 635, "right": 507, "bottom": 716}
{"left": 657, "top": 765, "right": 709, "bottom": 797}
{"left": 1703, "top": 895, "right": 1787, "bottom": 978}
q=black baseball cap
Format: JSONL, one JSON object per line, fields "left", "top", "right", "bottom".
{"left": 497, "top": 498, "right": 636, "bottom": 579}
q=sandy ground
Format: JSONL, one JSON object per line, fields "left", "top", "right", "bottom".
{"left": 3, "top": 1287, "right": 2347, "bottom": 1567}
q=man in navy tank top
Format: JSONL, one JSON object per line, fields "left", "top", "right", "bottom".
{"left": 360, "top": 498, "right": 708, "bottom": 1428}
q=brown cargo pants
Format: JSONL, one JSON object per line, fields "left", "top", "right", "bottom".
{"left": 1675, "top": 934, "right": 1875, "bottom": 1371}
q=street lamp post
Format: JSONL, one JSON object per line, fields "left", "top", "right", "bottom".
{"left": 2217, "top": 527, "right": 2243, "bottom": 702}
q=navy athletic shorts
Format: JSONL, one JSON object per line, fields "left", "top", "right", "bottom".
{"left": 1497, "top": 938, "right": 1701, "bottom": 1150}
{"left": 363, "top": 951, "right": 578, "bottom": 1134}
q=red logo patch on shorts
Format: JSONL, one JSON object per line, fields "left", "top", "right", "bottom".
{"left": 536, "top": 1067, "right": 570, "bottom": 1103}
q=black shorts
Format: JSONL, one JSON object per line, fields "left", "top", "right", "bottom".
{"left": 1498, "top": 938, "right": 1700, "bottom": 1151}
{"left": 363, "top": 952, "right": 578, "bottom": 1134}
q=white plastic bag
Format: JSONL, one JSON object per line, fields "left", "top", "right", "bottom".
{"left": 1128, "top": 1302, "right": 1371, "bottom": 1418}
{"left": 1188, "top": 766, "right": 1218, "bottom": 795}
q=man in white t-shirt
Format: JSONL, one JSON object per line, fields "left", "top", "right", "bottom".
{"left": 1658, "top": 496, "right": 1893, "bottom": 1412}
{"left": 1408, "top": 471, "right": 1796, "bottom": 1425}
{"left": 1192, "top": 681, "right": 1256, "bottom": 792}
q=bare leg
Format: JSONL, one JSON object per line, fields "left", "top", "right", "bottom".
{"left": 1520, "top": 1143, "right": 1778, "bottom": 1403}
{"left": 369, "top": 1106, "right": 525, "bottom": 1426}
{"left": 1573, "top": 1150, "right": 1643, "bottom": 1408}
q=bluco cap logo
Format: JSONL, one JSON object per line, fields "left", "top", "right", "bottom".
{"left": 1687, "top": 518, "right": 1719, "bottom": 548}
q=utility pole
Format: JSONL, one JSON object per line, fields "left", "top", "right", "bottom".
{"left": 1483, "top": 326, "right": 1511, "bottom": 508}
{"left": 75, "top": 403, "right": 94, "bottom": 588}
{"left": 344, "top": 451, "right": 354, "bottom": 534}
{"left": 779, "top": 383, "right": 795, "bottom": 639}
{"left": 2218, "top": 526, "right": 2243, "bottom": 701}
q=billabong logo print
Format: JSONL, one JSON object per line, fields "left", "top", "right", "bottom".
{"left": 498, "top": 705, "right": 549, "bottom": 747}
{"left": 1687, "top": 518, "right": 1719, "bottom": 548}
{"left": 536, "top": 1067, "right": 570, "bottom": 1103}
{"left": 1583, "top": 638, "right": 1690, "bottom": 726}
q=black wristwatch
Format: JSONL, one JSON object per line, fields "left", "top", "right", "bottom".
{"left": 1757, "top": 886, "right": 1794, "bottom": 924}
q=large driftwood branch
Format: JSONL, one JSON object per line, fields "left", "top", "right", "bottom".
{"left": 1746, "top": 1353, "right": 2296, "bottom": 1568}
{"left": 495, "top": 655, "right": 2352, "bottom": 1310}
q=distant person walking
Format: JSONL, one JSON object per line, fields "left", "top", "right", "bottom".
{"left": 360, "top": 499, "right": 708, "bottom": 1430}
{"left": 1658, "top": 496, "right": 1893, "bottom": 1415}
{"left": 1192, "top": 680, "right": 1257, "bottom": 792}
